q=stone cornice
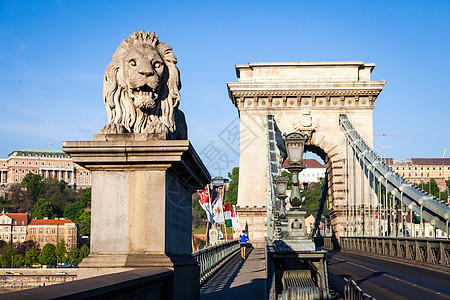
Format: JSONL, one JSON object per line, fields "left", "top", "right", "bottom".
{"left": 62, "top": 136, "right": 211, "bottom": 192}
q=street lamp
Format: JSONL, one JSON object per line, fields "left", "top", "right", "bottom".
{"left": 281, "top": 132, "right": 315, "bottom": 250}
{"left": 283, "top": 132, "right": 308, "bottom": 209}
{"left": 274, "top": 175, "right": 289, "bottom": 219}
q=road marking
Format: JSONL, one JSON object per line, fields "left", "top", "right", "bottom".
{"left": 331, "top": 257, "right": 450, "bottom": 298}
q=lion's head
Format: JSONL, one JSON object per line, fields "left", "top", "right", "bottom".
{"left": 100, "top": 30, "right": 182, "bottom": 137}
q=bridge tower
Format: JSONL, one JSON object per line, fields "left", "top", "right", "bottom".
{"left": 227, "top": 62, "right": 385, "bottom": 246}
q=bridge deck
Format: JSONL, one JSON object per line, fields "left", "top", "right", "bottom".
{"left": 200, "top": 248, "right": 266, "bottom": 299}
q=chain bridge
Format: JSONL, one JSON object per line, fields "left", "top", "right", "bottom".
{"left": 4, "top": 61, "right": 450, "bottom": 299}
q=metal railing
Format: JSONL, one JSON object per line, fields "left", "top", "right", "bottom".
{"left": 340, "top": 114, "right": 450, "bottom": 236}
{"left": 340, "top": 236, "right": 450, "bottom": 266}
{"left": 344, "top": 278, "right": 376, "bottom": 300}
{"left": 193, "top": 239, "right": 240, "bottom": 283}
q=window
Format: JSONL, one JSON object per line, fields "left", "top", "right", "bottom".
{"left": 46, "top": 237, "right": 49, "bottom": 242}
{"left": 60, "top": 229, "right": 64, "bottom": 234}
{"left": 49, "top": 163, "right": 51, "bottom": 165}
{"left": 13, "top": 235, "right": 17, "bottom": 240}
{"left": 21, "top": 235, "right": 24, "bottom": 240}
{"left": 15, "top": 161, "right": 18, "bottom": 164}
{"left": 86, "top": 172, "right": 89, "bottom": 176}
{"left": 22, "top": 161, "right": 25, "bottom": 164}
{"left": 31, "top": 229, "right": 35, "bottom": 234}
{"left": 68, "top": 230, "right": 71, "bottom": 234}
{"left": 68, "top": 163, "right": 70, "bottom": 166}
{"left": 52, "top": 238, "right": 55, "bottom": 242}
{"left": 80, "top": 172, "right": 83, "bottom": 175}
{"left": 5, "top": 235, "right": 8, "bottom": 240}
{"left": 29, "top": 162, "right": 31, "bottom": 165}
{"left": 15, "top": 176, "right": 18, "bottom": 182}
{"left": 55, "top": 163, "right": 57, "bottom": 166}
{"left": 86, "top": 179, "right": 89, "bottom": 184}
{"left": 39, "top": 229, "right": 43, "bottom": 234}
{"left": 39, "top": 238, "right": 43, "bottom": 242}
{"left": 68, "top": 238, "right": 71, "bottom": 242}
{"left": 80, "top": 178, "right": 82, "bottom": 184}
{"left": 0, "top": 227, "right": 2, "bottom": 232}
{"left": 22, "top": 170, "right": 24, "bottom": 173}
{"left": 5, "top": 227, "right": 8, "bottom": 232}
{"left": 46, "top": 229, "right": 49, "bottom": 234}
{"left": 52, "top": 229, "right": 56, "bottom": 234}
{"left": 13, "top": 227, "right": 17, "bottom": 232}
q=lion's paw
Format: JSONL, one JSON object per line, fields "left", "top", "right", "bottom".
{"left": 145, "top": 121, "right": 169, "bottom": 137}
{"left": 100, "top": 123, "right": 129, "bottom": 134}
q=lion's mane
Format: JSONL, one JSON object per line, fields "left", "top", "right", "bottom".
{"left": 102, "top": 30, "right": 181, "bottom": 134}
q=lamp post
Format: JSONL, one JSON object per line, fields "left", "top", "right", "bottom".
{"left": 274, "top": 176, "right": 289, "bottom": 219}
{"left": 280, "top": 132, "right": 315, "bottom": 251}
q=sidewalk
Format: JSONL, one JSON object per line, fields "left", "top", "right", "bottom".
{"left": 200, "top": 248, "right": 266, "bottom": 300}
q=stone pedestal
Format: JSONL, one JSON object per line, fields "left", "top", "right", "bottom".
{"left": 63, "top": 134, "right": 210, "bottom": 300}
{"left": 285, "top": 209, "right": 315, "bottom": 251}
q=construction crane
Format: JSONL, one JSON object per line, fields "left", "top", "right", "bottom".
{"left": 374, "top": 133, "right": 424, "bottom": 136}
{"left": 444, "top": 148, "right": 448, "bottom": 158}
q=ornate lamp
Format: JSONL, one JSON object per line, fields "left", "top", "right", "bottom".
{"left": 281, "top": 132, "right": 314, "bottom": 247}
{"left": 284, "top": 132, "right": 308, "bottom": 166}
{"left": 283, "top": 132, "right": 308, "bottom": 209}
{"left": 274, "top": 176, "right": 289, "bottom": 219}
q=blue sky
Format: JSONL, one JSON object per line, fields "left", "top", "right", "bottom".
{"left": 0, "top": 0, "right": 449, "bottom": 177}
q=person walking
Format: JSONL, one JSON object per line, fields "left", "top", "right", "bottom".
{"left": 240, "top": 230, "right": 249, "bottom": 259}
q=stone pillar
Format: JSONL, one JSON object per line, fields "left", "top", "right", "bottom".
{"left": 63, "top": 134, "right": 210, "bottom": 300}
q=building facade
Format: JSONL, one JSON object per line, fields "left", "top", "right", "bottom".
{"left": 0, "top": 148, "right": 91, "bottom": 190}
{"left": 27, "top": 218, "right": 78, "bottom": 250}
{"left": 388, "top": 158, "right": 450, "bottom": 190}
{"left": 0, "top": 213, "right": 28, "bottom": 244}
{"left": 282, "top": 159, "right": 326, "bottom": 183}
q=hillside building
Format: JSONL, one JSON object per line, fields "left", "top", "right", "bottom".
{"left": 0, "top": 148, "right": 91, "bottom": 190}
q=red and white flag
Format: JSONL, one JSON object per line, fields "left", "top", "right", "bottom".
{"left": 198, "top": 187, "right": 213, "bottom": 223}
{"left": 448, "top": 196, "right": 450, "bottom": 207}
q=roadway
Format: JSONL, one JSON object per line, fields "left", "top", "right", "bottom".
{"left": 327, "top": 250, "right": 450, "bottom": 299}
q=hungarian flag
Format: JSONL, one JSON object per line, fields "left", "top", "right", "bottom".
{"left": 224, "top": 203, "right": 232, "bottom": 227}
{"left": 198, "top": 187, "right": 213, "bottom": 223}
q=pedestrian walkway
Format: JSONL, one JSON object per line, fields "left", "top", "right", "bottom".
{"left": 200, "top": 248, "right": 266, "bottom": 300}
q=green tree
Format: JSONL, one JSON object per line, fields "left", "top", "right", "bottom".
{"left": 32, "top": 198, "right": 56, "bottom": 219}
{"left": 1, "top": 245, "right": 16, "bottom": 268}
{"left": 302, "top": 181, "right": 327, "bottom": 217}
{"left": 21, "top": 173, "right": 44, "bottom": 201}
{"left": 55, "top": 239, "right": 67, "bottom": 264}
{"left": 63, "top": 201, "right": 85, "bottom": 221}
{"left": 13, "top": 254, "right": 24, "bottom": 267}
{"left": 80, "top": 244, "right": 90, "bottom": 260}
{"left": 38, "top": 243, "right": 57, "bottom": 266}
{"left": 81, "top": 188, "right": 91, "bottom": 206}
{"left": 25, "top": 248, "right": 39, "bottom": 265}
{"left": 66, "top": 247, "right": 81, "bottom": 265}
{"left": 224, "top": 167, "right": 239, "bottom": 206}
{"left": 78, "top": 211, "right": 91, "bottom": 236}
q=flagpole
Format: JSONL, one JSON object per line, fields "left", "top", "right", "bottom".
{"left": 206, "top": 185, "right": 211, "bottom": 246}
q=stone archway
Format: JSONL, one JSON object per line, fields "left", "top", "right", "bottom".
{"left": 227, "top": 62, "right": 385, "bottom": 246}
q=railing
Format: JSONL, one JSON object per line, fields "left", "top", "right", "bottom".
{"left": 340, "top": 236, "right": 450, "bottom": 266}
{"left": 340, "top": 114, "right": 450, "bottom": 235}
{"left": 344, "top": 278, "right": 376, "bottom": 300}
{"left": 193, "top": 239, "right": 240, "bottom": 283}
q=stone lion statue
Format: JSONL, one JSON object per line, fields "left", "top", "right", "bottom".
{"left": 100, "top": 30, "right": 187, "bottom": 139}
